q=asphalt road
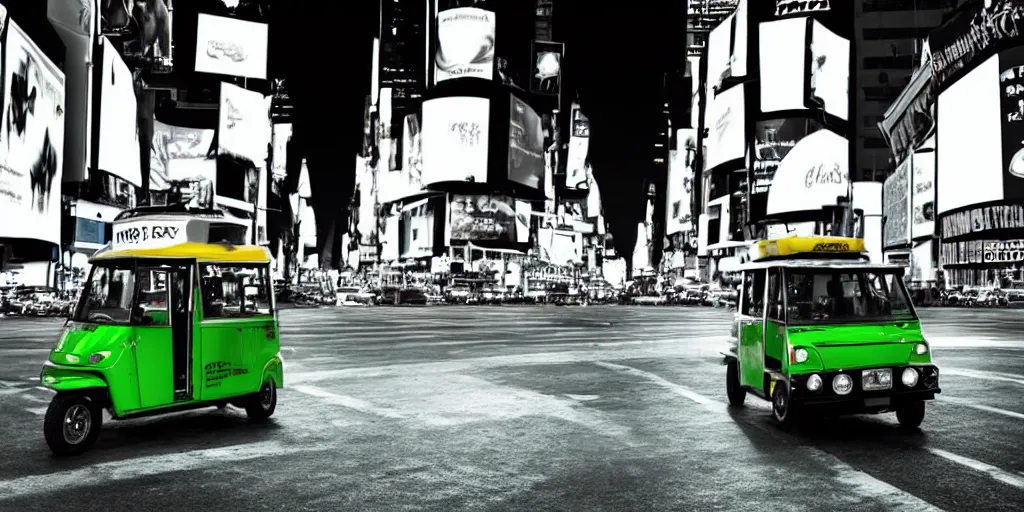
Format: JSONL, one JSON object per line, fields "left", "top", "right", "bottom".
{"left": 0, "top": 306, "right": 1022, "bottom": 511}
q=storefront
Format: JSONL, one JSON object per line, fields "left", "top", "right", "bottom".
{"left": 939, "top": 201, "right": 1024, "bottom": 287}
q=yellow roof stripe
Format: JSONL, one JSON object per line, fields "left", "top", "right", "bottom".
{"left": 90, "top": 242, "right": 272, "bottom": 263}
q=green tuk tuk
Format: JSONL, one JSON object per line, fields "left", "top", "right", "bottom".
{"left": 722, "top": 236, "right": 940, "bottom": 428}
{"left": 40, "top": 241, "right": 285, "bottom": 455}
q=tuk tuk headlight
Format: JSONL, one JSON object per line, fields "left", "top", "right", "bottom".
{"left": 806, "top": 374, "right": 822, "bottom": 391}
{"left": 88, "top": 351, "right": 111, "bottom": 364}
{"left": 793, "top": 348, "right": 809, "bottom": 364}
{"left": 902, "top": 368, "right": 919, "bottom": 387}
{"left": 833, "top": 374, "right": 853, "bottom": 395}
{"left": 915, "top": 343, "right": 928, "bottom": 355}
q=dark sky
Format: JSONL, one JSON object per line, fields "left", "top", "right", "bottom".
{"left": 271, "top": 0, "right": 685, "bottom": 264}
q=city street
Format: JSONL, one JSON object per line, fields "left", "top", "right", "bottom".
{"left": 0, "top": 306, "right": 1022, "bottom": 511}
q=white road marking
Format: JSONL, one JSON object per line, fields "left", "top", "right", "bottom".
{"left": 564, "top": 394, "right": 600, "bottom": 401}
{"left": 595, "top": 362, "right": 945, "bottom": 511}
{"left": 0, "top": 388, "right": 29, "bottom": 397}
{"left": 937, "top": 397, "right": 1024, "bottom": 420}
{"left": 291, "top": 384, "right": 405, "bottom": 419}
{"left": 593, "top": 362, "right": 719, "bottom": 406}
{"left": 941, "top": 368, "right": 1024, "bottom": 386}
{"left": 0, "top": 441, "right": 314, "bottom": 501}
{"left": 23, "top": 407, "right": 47, "bottom": 416}
{"left": 925, "top": 448, "right": 1024, "bottom": 490}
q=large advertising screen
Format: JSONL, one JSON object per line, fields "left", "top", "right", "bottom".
{"left": 705, "top": 84, "right": 745, "bottom": 170}
{"left": 381, "top": 113, "right": 425, "bottom": 204}
{"left": 705, "top": 1, "right": 747, "bottom": 94}
{"left": 449, "top": 194, "right": 516, "bottom": 243}
{"left": 666, "top": 129, "right": 697, "bottom": 235}
{"left": 195, "top": 14, "right": 268, "bottom": 80}
{"left": 883, "top": 160, "right": 911, "bottom": 248}
{"left": 219, "top": 82, "right": 270, "bottom": 165}
{"left": 508, "top": 95, "right": 544, "bottom": 189}
{"left": 1000, "top": 46, "right": 1024, "bottom": 201}
{"left": 809, "top": 20, "right": 849, "bottom": 121}
{"left": 911, "top": 147, "right": 936, "bottom": 239}
{"left": 353, "top": 155, "right": 377, "bottom": 246}
{"left": 751, "top": 118, "right": 825, "bottom": 196}
{"left": 97, "top": 39, "right": 142, "bottom": 187}
{"left": 434, "top": 8, "right": 495, "bottom": 84}
{"left": 149, "top": 121, "right": 216, "bottom": 192}
{"left": 0, "top": 20, "right": 65, "bottom": 246}
{"left": 764, "top": 129, "right": 849, "bottom": 217}
{"left": 100, "top": 0, "right": 173, "bottom": 70}
{"left": 937, "top": 54, "right": 1001, "bottom": 215}
{"left": 421, "top": 96, "right": 490, "bottom": 185}
{"left": 399, "top": 198, "right": 436, "bottom": 259}
{"left": 759, "top": 17, "right": 807, "bottom": 113}
{"left": 270, "top": 123, "right": 291, "bottom": 195}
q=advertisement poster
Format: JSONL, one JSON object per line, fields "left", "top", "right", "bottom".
{"left": 911, "top": 150, "right": 936, "bottom": 239}
{"left": 100, "top": 0, "right": 173, "bottom": 70}
{"left": 434, "top": 8, "right": 495, "bottom": 84}
{"left": 705, "top": 85, "right": 745, "bottom": 170}
{"left": 530, "top": 41, "right": 562, "bottom": 96}
{"left": 566, "top": 105, "right": 590, "bottom": 189}
{"left": 705, "top": 10, "right": 733, "bottom": 93}
{"left": 1000, "top": 45, "right": 1024, "bottom": 200}
{"left": 219, "top": 82, "right": 270, "bottom": 165}
{"left": 421, "top": 96, "right": 490, "bottom": 184}
{"left": 449, "top": 194, "right": 516, "bottom": 242}
{"left": 515, "top": 200, "right": 532, "bottom": 243}
{"left": 809, "top": 20, "right": 849, "bottom": 121}
{"left": 0, "top": 21, "right": 65, "bottom": 246}
{"left": 930, "top": 0, "right": 1024, "bottom": 91}
{"left": 666, "top": 129, "right": 697, "bottom": 235}
{"left": 149, "top": 121, "right": 216, "bottom": 191}
{"left": 751, "top": 118, "right": 824, "bottom": 195}
{"left": 776, "top": 0, "right": 832, "bottom": 18}
{"left": 399, "top": 199, "right": 435, "bottom": 259}
{"left": 508, "top": 95, "right": 544, "bottom": 189}
{"left": 883, "top": 160, "right": 911, "bottom": 248}
{"left": 353, "top": 156, "right": 378, "bottom": 246}
{"left": 759, "top": 17, "right": 806, "bottom": 113}
{"left": 97, "top": 41, "right": 142, "bottom": 187}
{"left": 271, "top": 123, "right": 291, "bottom": 195}
{"left": 195, "top": 14, "right": 268, "bottom": 80}
{"left": 764, "top": 129, "right": 849, "bottom": 217}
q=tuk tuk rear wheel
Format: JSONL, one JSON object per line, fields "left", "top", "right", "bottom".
{"left": 44, "top": 393, "right": 103, "bottom": 456}
{"left": 896, "top": 401, "right": 926, "bottom": 428}
{"left": 245, "top": 379, "right": 277, "bottom": 421}
{"left": 726, "top": 360, "right": 746, "bottom": 406}
{"left": 771, "top": 383, "right": 799, "bottom": 427}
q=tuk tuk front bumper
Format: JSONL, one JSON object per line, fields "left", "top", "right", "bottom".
{"left": 788, "top": 365, "right": 940, "bottom": 413}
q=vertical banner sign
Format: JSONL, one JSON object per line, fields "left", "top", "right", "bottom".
{"left": 530, "top": 41, "right": 563, "bottom": 97}
{"left": 882, "top": 160, "right": 910, "bottom": 248}
{"left": 1000, "top": 46, "right": 1024, "bottom": 200}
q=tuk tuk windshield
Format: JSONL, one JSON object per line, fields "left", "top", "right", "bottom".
{"left": 74, "top": 261, "right": 137, "bottom": 324}
{"left": 785, "top": 268, "right": 916, "bottom": 325}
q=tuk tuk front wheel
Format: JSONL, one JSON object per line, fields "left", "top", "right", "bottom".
{"left": 896, "top": 401, "right": 926, "bottom": 428}
{"left": 726, "top": 360, "right": 746, "bottom": 406}
{"left": 245, "top": 379, "right": 277, "bottom": 421}
{"left": 44, "top": 393, "right": 103, "bottom": 456}
{"left": 771, "top": 383, "right": 800, "bottom": 428}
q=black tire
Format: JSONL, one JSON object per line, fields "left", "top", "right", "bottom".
{"left": 245, "top": 379, "right": 277, "bottom": 421}
{"left": 896, "top": 401, "right": 926, "bottom": 429}
{"left": 44, "top": 393, "right": 103, "bottom": 456}
{"left": 771, "top": 382, "right": 800, "bottom": 428}
{"left": 726, "top": 360, "right": 746, "bottom": 406}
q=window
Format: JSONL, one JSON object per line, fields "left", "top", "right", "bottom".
{"left": 136, "top": 268, "right": 170, "bottom": 326}
{"left": 200, "top": 264, "right": 272, "bottom": 318}
{"left": 864, "top": 137, "right": 891, "bottom": 149}
{"left": 785, "top": 269, "right": 916, "bottom": 324}
{"left": 861, "top": 27, "right": 933, "bottom": 40}
{"left": 862, "top": 0, "right": 958, "bottom": 12}
{"left": 740, "top": 269, "right": 766, "bottom": 316}
{"left": 862, "top": 55, "right": 916, "bottom": 70}
{"left": 75, "top": 262, "right": 136, "bottom": 324}
{"left": 767, "top": 269, "right": 785, "bottom": 321}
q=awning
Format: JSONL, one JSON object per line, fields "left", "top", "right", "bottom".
{"left": 879, "top": 64, "right": 934, "bottom": 164}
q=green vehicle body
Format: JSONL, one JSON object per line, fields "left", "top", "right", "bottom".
{"left": 724, "top": 258, "right": 941, "bottom": 427}
{"left": 40, "top": 242, "right": 284, "bottom": 455}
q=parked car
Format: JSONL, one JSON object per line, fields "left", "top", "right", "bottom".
{"left": 336, "top": 286, "right": 377, "bottom": 306}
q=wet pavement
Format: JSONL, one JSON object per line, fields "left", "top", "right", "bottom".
{"left": 0, "top": 306, "right": 1022, "bottom": 511}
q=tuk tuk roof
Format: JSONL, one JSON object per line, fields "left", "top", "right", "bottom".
{"left": 738, "top": 258, "right": 906, "bottom": 271}
{"left": 90, "top": 242, "right": 272, "bottom": 264}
